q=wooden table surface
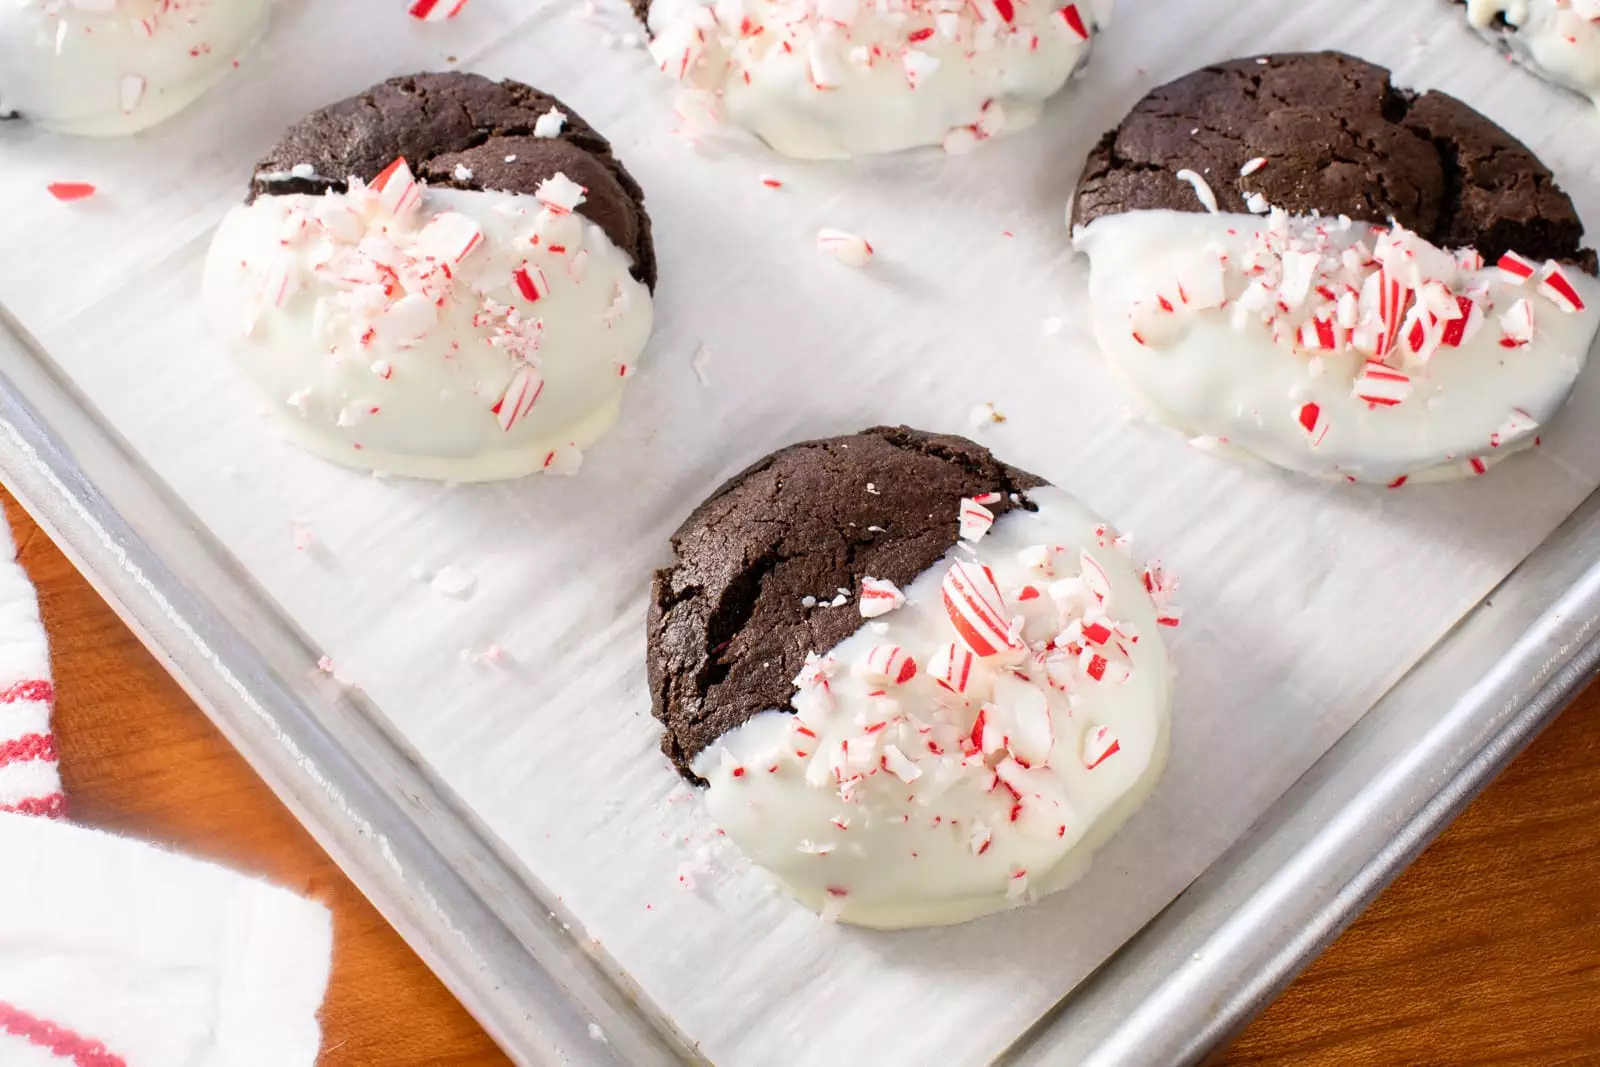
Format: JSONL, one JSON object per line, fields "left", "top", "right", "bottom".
{"left": 9, "top": 486, "right": 1600, "bottom": 1066}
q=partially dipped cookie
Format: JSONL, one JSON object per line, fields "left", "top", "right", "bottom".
{"left": 648, "top": 427, "right": 1178, "bottom": 928}
{"left": 1460, "top": 0, "right": 1600, "bottom": 108}
{"left": 0, "top": 0, "right": 269, "bottom": 135}
{"left": 1071, "top": 52, "right": 1600, "bottom": 485}
{"left": 639, "top": 0, "right": 1113, "bottom": 158}
{"left": 203, "top": 73, "right": 655, "bottom": 480}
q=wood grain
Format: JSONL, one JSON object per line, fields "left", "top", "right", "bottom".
{"left": 7, "top": 485, "right": 1600, "bottom": 1066}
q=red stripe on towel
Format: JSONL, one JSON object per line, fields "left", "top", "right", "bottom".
{"left": 0, "top": 792, "right": 66, "bottom": 818}
{"left": 0, "top": 733, "right": 56, "bottom": 768}
{"left": 0, "top": 680, "right": 54, "bottom": 705}
{"left": 0, "top": 1000, "right": 127, "bottom": 1067}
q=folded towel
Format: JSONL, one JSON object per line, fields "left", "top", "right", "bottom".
{"left": 0, "top": 507, "right": 334, "bottom": 1065}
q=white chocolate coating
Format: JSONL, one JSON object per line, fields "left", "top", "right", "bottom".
{"left": 1466, "top": 0, "right": 1600, "bottom": 107}
{"left": 203, "top": 180, "right": 653, "bottom": 481}
{"left": 694, "top": 488, "right": 1175, "bottom": 929}
{"left": 1075, "top": 210, "right": 1600, "bottom": 485}
{"left": 645, "top": 0, "right": 1111, "bottom": 159}
{"left": 0, "top": 0, "right": 269, "bottom": 136}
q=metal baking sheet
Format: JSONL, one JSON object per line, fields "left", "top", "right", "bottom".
{"left": 2, "top": 0, "right": 1599, "bottom": 1063}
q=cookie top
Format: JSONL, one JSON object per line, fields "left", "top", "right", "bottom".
{"left": 250, "top": 72, "right": 656, "bottom": 289}
{"left": 649, "top": 426, "right": 1043, "bottom": 780}
{"left": 1071, "top": 51, "right": 1596, "bottom": 273}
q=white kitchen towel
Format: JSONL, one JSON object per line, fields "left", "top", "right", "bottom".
{"left": 0, "top": 518, "right": 61, "bottom": 819}
{"left": 0, "top": 812, "right": 335, "bottom": 1067}
{"left": 0, "top": 507, "right": 335, "bottom": 1066}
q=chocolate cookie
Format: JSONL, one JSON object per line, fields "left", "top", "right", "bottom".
{"left": 250, "top": 71, "right": 656, "bottom": 289}
{"left": 1456, "top": 1, "right": 1600, "bottom": 111}
{"left": 1071, "top": 51, "right": 1595, "bottom": 273}
{"left": 648, "top": 426, "right": 1044, "bottom": 780}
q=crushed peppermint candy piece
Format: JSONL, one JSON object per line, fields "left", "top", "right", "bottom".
{"left": 1295, "top": 401, "right": 1329, "bottom": 447}
{"left": 958, "top": 498, "right": 996, "bottom": 541}
{"left": 415, "top": 211, "right": 484, "bottom": 265}
{"left": 860, "top": 645, "right": 917, "bottom": 686}
{"left": 493, "top": 365, "right": 544, "bottom": 432}
{"left": 1174, "top": 169, "right": 1219, "bottom": 214}
{"left": 1054, "top": 2, "right": 1091, "bottom": 40}
{"left": 942, "top": 560, "right": 1023, "bottom": 660}
{"left": 927, "top": 642, "right": 979, "bottom": 696}
{"left": 817, "top": 229, "right": 873, "bottom": 267}
{"left": 1239, "top": 157, "right": 1267, "bottom": 177}
{"left": 533, "top": 107, "right": 567, "bottom": 138}
{"left": 1490, "top": 407, "right": 1539, "bottom": 448}
{"left": 1537, "top": 262, "right": 1587, "bottom": 314}
{"left": 47, "top": 182, "right": 97, "bottom": 202}
{"left": 881, "top": 744, "right": 922, "bottom": 783}
{"left": 1500, "top": 298, "right": 1536, "bottom": 347}
{"left": 1353, "top": 360, "right": 1412, "bottom": 406}
{"left": 858, "top": 577, "right": 906, "bottom": 618}
{"left": 1497, "top": 251, "right": 1538, "bottom": 285}
{"left": 1082, "top": 725, "right": 1121, "bottom": 769}
{"left": 408, "top": 0, "right": 469, "bottom": 17}
{"left": 536, "top": 173, "right": 587, "bottom": 214}
{"left": 512, "top": 262, "right": 550, "bottom": 303}
{"left": 371, "top": 157, "right": 422, "bottom": 219}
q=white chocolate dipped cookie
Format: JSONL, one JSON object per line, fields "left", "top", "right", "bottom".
{"left": 648, "top": 428, "right": 1179, "bottom": 928}
{"left": 203, "top": 73, "right": 657, "bottom": 481}
{"left": 0, "top": 0, "right": 269, "bottom": 135}
{"left": 1071, "top": 52, "right": 1600, "bottom": 485}
{"left": 1462, "top": 0, "right": 1600, "bottom": 108}
{"left": 637, "top": 0, "right": 1114, "bottom": 158}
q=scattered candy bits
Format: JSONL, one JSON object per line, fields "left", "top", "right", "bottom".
{"left": 408, "top": 0, "right": 468, "bottom": 19}
{"left": 47, "top": 182, "right": 97, "bottom": 202}
{"left": 816, "top": 229, "right": 873, "bottom": 267}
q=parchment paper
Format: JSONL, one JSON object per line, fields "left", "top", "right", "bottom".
{"left": 3, "top": 0, "right": 1599, "bottom": 1063}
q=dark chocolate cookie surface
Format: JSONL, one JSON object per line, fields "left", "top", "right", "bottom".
{"left": 648, "top": 426, "right": 1045, "bottom": 781}
{"left": 1071, "top": 52, "right": 1595, "bottom": 273}
{"left": 250, "top": 72, "right": 656, "bottom": 289}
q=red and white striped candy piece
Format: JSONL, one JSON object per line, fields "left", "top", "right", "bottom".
{"left": 1353, "top": 360, "right": 1412, "bottom": 407}
{"left": 1439, "top": 295, "right": 1483, "bottom": 348}
{"left": 1295, "top": 401, "right": 1328, "bottom": 447}
{"left": 971, "top": 491, "right": 1003, "bottom": 505}
{"left": 861, "top": 645, "right": 917, "bottom": 686}
{"left": 1490, "top": 407, "right": 1539, "bottom": 449}
{"left": 492, "top": 365, "right": 543, "bottom": 432}
{"left": 958, "top": 497, "right": 996, "bottom": 542}
{"left": 1537, "top": 261, "right": 1587, "bottom": 314}
{"left": 648, "top": 17, "right": 706, "bottom": 80}
{"left": 1296, "top": 316, "right": 1340, "bottom": 351}
{"left": 1500, "top": 298, "right": 1536, "bottom": 347}
{"left": 415, "top": 211, "right": 484, "bottom": 266}
{"left": 942, "top": 561, "right": 1022, "bottom": 659}
{"left": 928, "top": 641, "right": 978, "bottom": 696}
{"left": 817, "top": 229, "right": 873, "bottom": 267}
{"left": 1497, "top": 251, "right": 1538, "bottom": 285}
{"left": 1082, "top": 725, "right": 1121, "bottom": 769}
{"left": 1078, "top": 550, "right": 1112, "bottom": 606}
{"left": 511, "top": 262, "right": 550, "bottom": 303}
{"left": 371, "top": 158, "right": 422, "bottom": 219}
{"left": 536, "top": 174, "right": 586, "bottom": 215}
{"left": 1054, "top": 2, "right": 1091, "bottom": 40}
{"left": 858, "top": 576, "right": 906, "bottom": 618}
{"left": 408, "top": 0, "right": 468, "bottom": 18}
{"left": 1079, "top": 648, "right": 1131, "bottom": 684}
